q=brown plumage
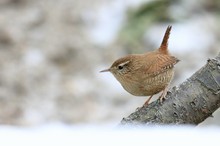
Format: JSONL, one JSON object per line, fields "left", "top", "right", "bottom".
{"left": 100, "top": 26, "right": 179, "bottom": 106}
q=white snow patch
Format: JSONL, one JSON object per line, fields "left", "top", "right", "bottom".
{"left": 0, "top": 123, "right": 219, "bottom": 146}
{"left": 86, "top": 0, "right": 149, "bottom": 46}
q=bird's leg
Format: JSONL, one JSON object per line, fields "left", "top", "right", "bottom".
{"left": 143, "top": 95, "right": 153, "bottom": 107}
{"left": 159, "top": 86, "right": 169, "bottom": 103}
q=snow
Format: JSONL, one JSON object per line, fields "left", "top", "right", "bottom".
{"left": 0, "top": 123, "right": 219, "bottom": 146}
{"left": 86, "top": 0, "right": 148, "bottom": 46}
{"left": 23, "top": 48, "right": 45, "bottom": 67}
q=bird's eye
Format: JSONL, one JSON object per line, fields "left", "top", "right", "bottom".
{"left": 118, "top": 65, "right": 123, "bottom": 70}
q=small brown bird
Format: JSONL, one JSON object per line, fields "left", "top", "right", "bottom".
{"left": 100, "top": 26, "right": 179, "bottom": 106}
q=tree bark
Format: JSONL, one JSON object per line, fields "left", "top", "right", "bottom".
{"left": 120, "top": 52, "right": 220, "bottom": 126}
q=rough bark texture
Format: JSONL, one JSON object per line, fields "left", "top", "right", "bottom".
{"left": 121, "top": 53, "right": 220, "bottom": 125}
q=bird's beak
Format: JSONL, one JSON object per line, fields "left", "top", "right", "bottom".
{"left": 100, "top": 68, "right": 110, "bottom": 73}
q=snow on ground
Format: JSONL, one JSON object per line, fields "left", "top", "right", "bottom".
{"left": 0, "top": 123, "right": 219, "bottom": 146}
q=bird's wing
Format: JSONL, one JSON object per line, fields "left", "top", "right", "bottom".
{"left": 143, "top": 53, "right": 179, "bottom": 77}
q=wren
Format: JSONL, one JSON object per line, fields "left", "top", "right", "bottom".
{"left": 100, "top": 26, "right": 179, "bottom": 106}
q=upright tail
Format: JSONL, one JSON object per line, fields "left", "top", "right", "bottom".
{"left": 159, "top": 25, "right": 172, "bottom": 54}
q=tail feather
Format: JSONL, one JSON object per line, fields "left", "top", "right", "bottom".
{"left": 159, "top": 25, "right": 172, "bottom": 54}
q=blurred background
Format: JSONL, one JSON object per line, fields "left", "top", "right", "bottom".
{"left": 0, "top": 0, "right": 219, "bottom": 127}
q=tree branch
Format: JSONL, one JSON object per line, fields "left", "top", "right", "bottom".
{"left": 121, "top": 52, "right": 220, "bottom": 125}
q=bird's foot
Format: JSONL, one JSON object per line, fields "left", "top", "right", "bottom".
{"left": 159, "top": 87, "right": 169, "bottom": 104}
{"left": 142, "top": 95, "right": 153, "bottom": 107}
{"left": 159, "top": 94, "right": 167, "bottom": 104}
